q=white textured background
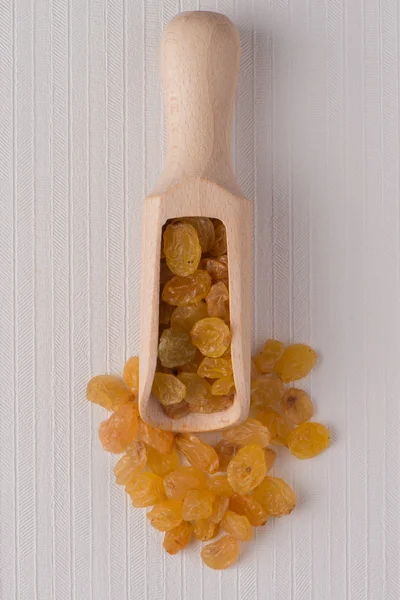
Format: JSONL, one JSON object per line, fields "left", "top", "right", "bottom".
{"left": 1, "top": 0, "right": 400, "bottom": 598}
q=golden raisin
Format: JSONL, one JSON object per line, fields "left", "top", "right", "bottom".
{"left": 163, "top": 222, "right": 201, "bottom": 276}
{"left": 114, "top": 449, "right": 146, "bottom": 485}
{"left": 122, "top": 356, "right": 140, "bottom": 395}
{"left": 227, "top": 445, "right": 267, "bottom": 495}
{"left": 200, "top": 256, "right": 229, "bottom": 285}
{"left": 162, "top": 400, "right": 191, "bottom": 420}
{"left": 214, "top": 439, "right": 238, "bottom": 471}
{"left": 170, "top": 302, "right": 208, "bottom": 334}
{"left": 152, "top": 372, "right": 187, "bottom": 406}
{"left": 163, "top": 521, "right": 192, "bottom": 555}
{"left": 210, "top": 495, "right": 229, "bottom": 524}
{"left": 146, "top": 499, "right": 183, "bottom": 531}
{"left": 253, "top": 476, "right": 296, "bottom": 516}
{"left": 197, "top": 357, "right": 233, "bottom": 379}
{"left": 229, "top": 494, "right": 268, "bottom": 527}
{"left": 274, "top": 343, "right": 317, "bottom": 382}
{"left": 264, "top": 447, "right": 277, "bottom": 472}
{"left": 223, "top": 418, "right": 270, "bottom": 447}
{"left": 162, "top": 270, "right": 212, "bottom": 306}
{"left": 193, "top": 519, "right": 219, "bottom": 541}
{"left": 254, "top": 340, "right": 285, "bottom": 374}
{"left": 209, "top": 222, "right": 227, "bottom": 258}
{"left": 146, "top": 446, "right": 179, "bottom": 477}
{"left": 175, "top": 217, "right": 215, "bottom": 253}
{"left": 126, "top": 472, "right": 165, "bottom": 507}
{"left": 164, "top": 466, "right": 208, "bottom": 500}
{"left": 176, "top": 372, "right": 212, "bottom": 411}
{"left": 206, "top": 282, "right": 230, "bottom": 322}
{"left": 158, "top": 328, "right": 196, "bottom": 369}
{"left": 211, "top": 374, "right": 235, "bottom": 396}
{"left": 138, "top": 419, "right": 175, "bottom": 455}
{"left": 250, "top": 375, "right": 284, "bottom": 409}
{"left": 256, "top": 409, "right": 292, "bottom": 446}
{"left": 201, "top": 535, "right": 240, "bottom": 570}
{"left": 287, "top": 422, "right": 330, "bottom": 459}
{"left": 182, "top": 489, "right": 215, "bottom": 521}
{"left": 221, "top": 510, "right": 253, "bottom": 542}
{"left": 98, "top": 403, "right": 138, "bottom": 453}
{"left": 175, "top": 434, "right": 219, "bottom": 473}
{"left": 280, "top": 388, "right": 314, "bottom": 424}
{"left": 191, "top": 317, "right": 231, "bottom": 358}
{"left": 87, "top": 375, "right": 134, "bottom": 411}
{"left": 207, "top": 475, "right": 235, "bottom": 498}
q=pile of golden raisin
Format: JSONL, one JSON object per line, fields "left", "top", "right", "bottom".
{"left": 155, "top": 218, "right": 234, "bottom": 418}
{"left": 87, "top": 339, "right": 330, "bottom": 570}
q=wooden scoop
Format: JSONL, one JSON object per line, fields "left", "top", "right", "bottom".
{"left": 139, "top": 11, "right": 252, "bottom": 432}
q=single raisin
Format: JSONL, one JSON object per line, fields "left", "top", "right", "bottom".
{"left": 158, "top": 328, "right": 196, "bottom": 369}
{"left": 287, "top": 422, "right": 330, "bottom": 459}
{"left": 87, "top": 375, "right": 134, "bottom": 411}
{"left": 197, "top": 357, "right": 233, "bottom": 379}
{"left": 162, "top": 270, "right": 212, "bottom": 306}
{"left": 253, "top": 476, "right": 296, "bottom": 516}
{"left": 280, "top": 388, "right": 314, "bottom": 424}
{"left": 152, "top": 372, "right": 187, "bottom": 406}
{"left": 163, "top": 222, "right": 201, "bottom": 276}
{"left": 201, "top": 535, "right": 240, "bottom": 570}
{"left": 274, "top": 344, "right": 317, "bottom": 382}
{"left": 227, "top": 445, "right": 267, "bottom": 495}
{"left": 190, "top": 317, "right": 231, "bottom": 358}
{"left": 146, "top": 499, "right": 183, "bottom": 531}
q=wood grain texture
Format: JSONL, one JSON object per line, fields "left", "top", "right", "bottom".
{"left": 139, "top": 12, "right": 253, "bottom": 432}
{"left": 1, "top": 0, "right": 400, "bottom": 598}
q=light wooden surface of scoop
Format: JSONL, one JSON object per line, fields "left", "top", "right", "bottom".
{"left": 139, "top": 11, "right": 252, "bottom": 432}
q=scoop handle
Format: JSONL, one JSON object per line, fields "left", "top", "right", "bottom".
{"left": 153, "top": 11, "right": 241, "bottom": 195}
